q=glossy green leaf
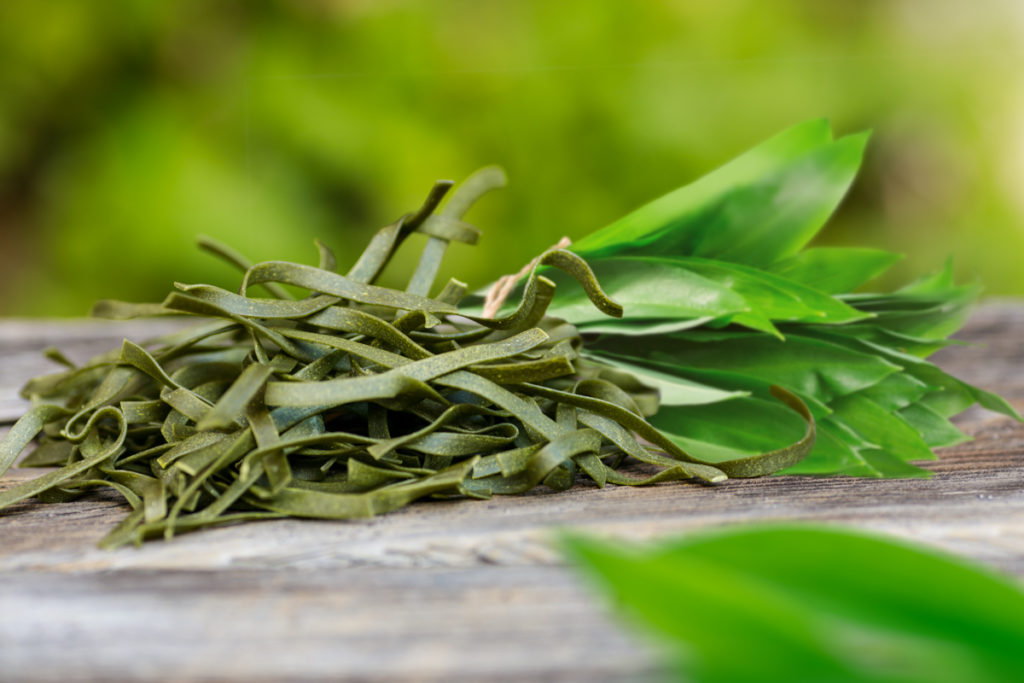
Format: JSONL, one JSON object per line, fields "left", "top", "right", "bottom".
{"left": 853, "top": 371, "right": 930, "bottom": 412}
{"left": 572, "top": 122, "right": 868, "bottom": 267}
{"left": 574, "top": 316, "right": 714, "bottom": 336}
{"left": 649, "top": 395, "right": 811, "bottom": 463}
{"left": 628, "top": 255, "right": 871, "bottom": 324}
{"left": 767, "top": 247, "right": 903, "bottom": 294}
{"left": 580, "top": 355, "right": 745, "bottom": 407}
{"left": 571, "top": 119, "right": 834, "bottom": 255}
{"left": 543, "top": 257, "right": 752, "bottom": 325}
{"left": 777, "top": 417, "right": 876, "bottom": 476}
{"left": 842, "top": 282, "right": 980, "bottom": 341}
{"left": 590, "top": 332, "right": 900, "bottom": 405}
{"left": 829, "top": 393, "right": 935, "bottom": 465}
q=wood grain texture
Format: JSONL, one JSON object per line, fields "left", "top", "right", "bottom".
{"left": 1, "top": 305, "right": 1023, "bottom": 682}
{"left": 0, "top": 318, "right": 189, "bottom": 422}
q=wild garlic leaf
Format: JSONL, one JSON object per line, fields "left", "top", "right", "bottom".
{"left": 573, "top": 316, "right": 715, "bottom": 336}
{"left": 562, "top": 255, "right": 870, "bottom": 328}
{"left": 779, "top": 418, "right": 878, "bottom": 476}
{"left": 542, "top": 258, "right": 753, "bottom": 325}
{"left": 852, "top": 371, "right": 931, "bottom": 412}
{"left": 829, "top": 393, "right": 936, "bottom": 465}
{"left": 562, "top": 525, "right": 1024, "bottom": 683}
{"left": 842, "top": 282, "right": 981, "bottom": 341}
{"left": 579, "top": 355, "right": 745, "bottom": 407}
{"left": 583, "top": 360, "right": 835, "bottom": 418}
{"left": 766, "top": 247, "right": 903, "bottom": 294}
{"left": 589, "top": 332, "right": 900, "bottom": 405}
{"left": 570, "top": 119, "right": 832, "bottom": 256}
{"left": 572, "top": 122, "right": 868, "bottom": 267}
{"left": 648, "top": 395, "right": 812, "bottom": 463}
{"left": 792, "top": 322, "right": 960, "bottom": 358}
{"left": 896, "top": 257, "right": 959, "bottom": 295}
{"left": 642, "top": 255, "right": 871, "bottom": 324}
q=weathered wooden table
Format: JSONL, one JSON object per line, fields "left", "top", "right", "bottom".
{"left": 2, "top": 303, "right": 1023, "bottom": 682}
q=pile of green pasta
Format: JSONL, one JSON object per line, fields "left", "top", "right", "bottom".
{"left": 0, "top": 168, "right": 812, "bottom": 547}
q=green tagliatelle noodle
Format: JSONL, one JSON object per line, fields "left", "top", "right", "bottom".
{"left": 0, "top": 167, "right": 816, "bottom": 547}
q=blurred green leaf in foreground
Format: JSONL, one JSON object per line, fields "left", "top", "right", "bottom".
{"left": 562, "top": 525, "right": 1024, "bottom": 683}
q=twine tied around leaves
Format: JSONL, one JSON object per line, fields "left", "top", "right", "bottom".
{"left": 481, "top": 236, "right": 572, "bottom": 318}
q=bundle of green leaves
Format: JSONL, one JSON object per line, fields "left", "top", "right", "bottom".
{"left": 535, "top": 119, "right": 1020, "bottom": 477}
{"left": 0, "top": 120, "right": 1015, "bottom": 547}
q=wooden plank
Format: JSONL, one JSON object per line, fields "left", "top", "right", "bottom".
{"left": 0, "top": 318, "right": 189, "bottom": 422}
{"left": 0, "top": 566, "right": 660, "bottom": 683}
{"left": 2, "top": 419, "right": 1023, "bottom": 574}
{"left": 1, "top": 305, "right": 1023, "bottom": 682}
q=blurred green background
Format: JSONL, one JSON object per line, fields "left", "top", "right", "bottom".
{"left": 2, "top": 0, "right": 1022, "bottom": 316}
